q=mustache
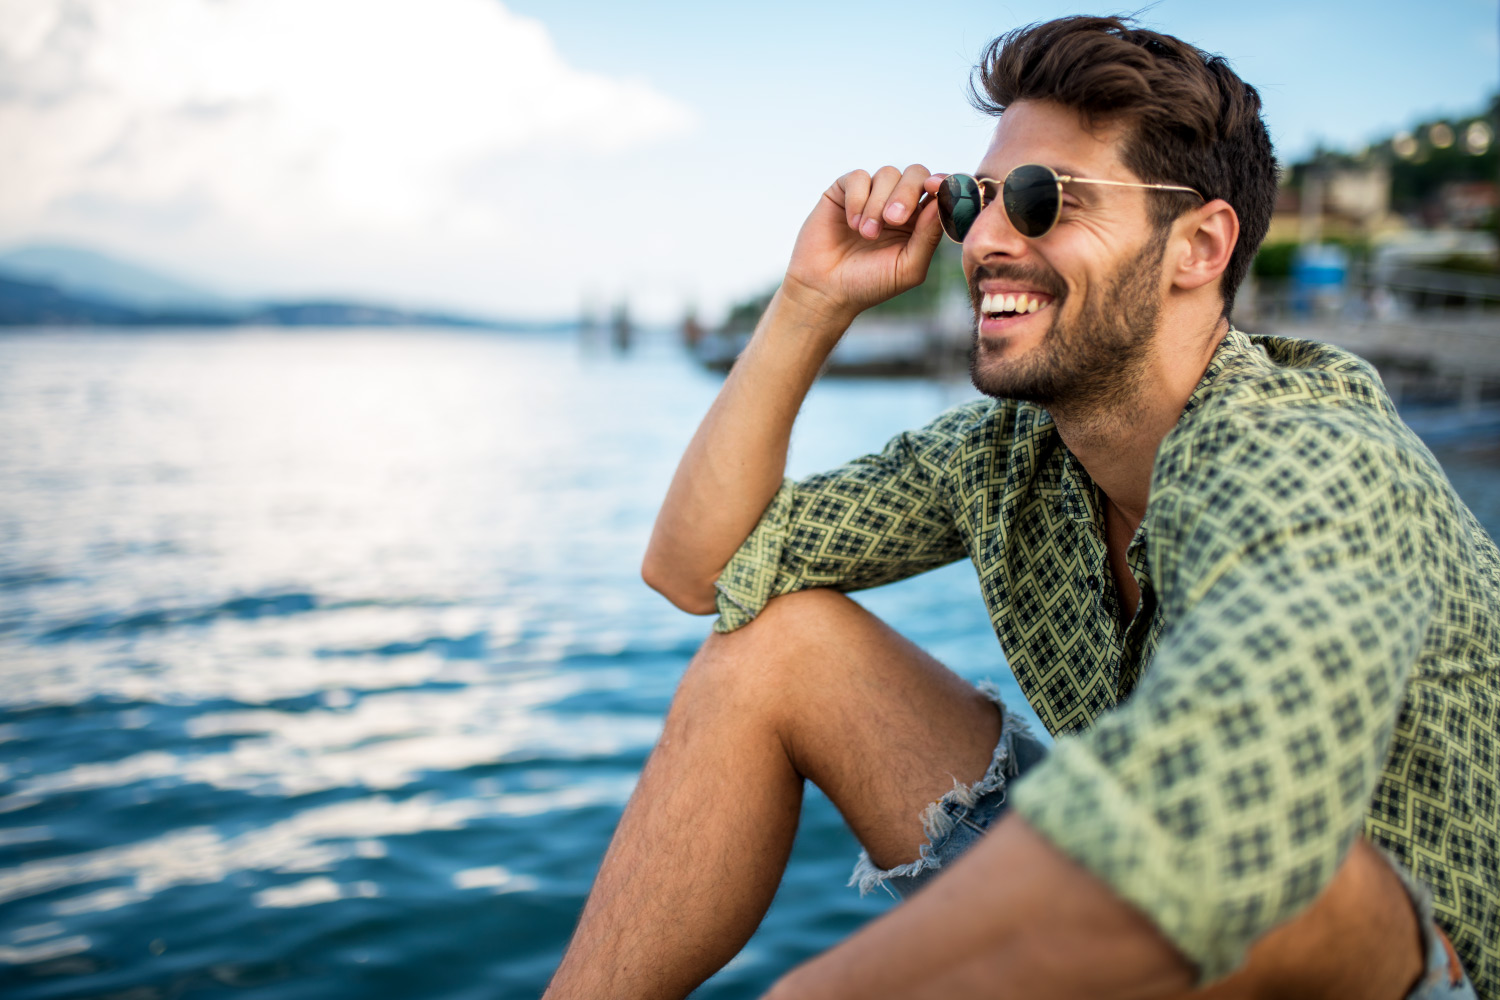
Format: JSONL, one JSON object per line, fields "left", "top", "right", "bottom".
{"left": 967, "top": 263, "right": 1067, "bottom": 307}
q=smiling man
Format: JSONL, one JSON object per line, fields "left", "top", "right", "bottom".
{"left": 544, "top": 16, "right": 1497, "bottom": 1000}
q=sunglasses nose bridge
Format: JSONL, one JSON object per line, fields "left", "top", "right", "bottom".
{"left": 964, "top": 177, "right": 1036, "bottom": 248}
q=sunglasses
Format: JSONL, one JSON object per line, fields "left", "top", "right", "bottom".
{"left": 936, "top": 164, "right": 1203, "bottom": 242}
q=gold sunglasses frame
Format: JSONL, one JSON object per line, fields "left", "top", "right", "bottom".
{"left": 939, "top": 164, "right": 1204, "bottom": 243}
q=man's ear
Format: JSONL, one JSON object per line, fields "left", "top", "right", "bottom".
{"left": 1170, "top": 199, "right": 1238, "bottom": 291}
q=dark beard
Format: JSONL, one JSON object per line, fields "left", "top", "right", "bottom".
{"left": 968, "top": 230, "right": 1168, "bottom": 415}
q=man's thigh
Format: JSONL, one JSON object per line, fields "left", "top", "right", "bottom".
{"left": 694, "top": 589, "right": 1005, "bottom": 871}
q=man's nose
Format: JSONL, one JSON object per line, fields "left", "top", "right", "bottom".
{"left": 964, "top": 196, "right": 1030, "bottom": 264}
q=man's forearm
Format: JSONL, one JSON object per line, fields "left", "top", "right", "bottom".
{"left": 642, "top": 284, "right": 855, "bottom": 613}
{"left": 765, "top": 815, "right": 1194, "bottom": 1000}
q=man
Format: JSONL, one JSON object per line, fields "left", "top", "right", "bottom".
{"left": 546, "top": 16, "right": 1498, "bottom": 1000}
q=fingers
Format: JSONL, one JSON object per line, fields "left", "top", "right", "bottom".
{"left": 837, "top": 164, "right": 932, "bottom": 240}
{"left": 839, "top": 169, "right": 872, "bottom": 232}
{"left": 878, "top": 164, "right": 932, "bottom": 232}
{"left": 858, "top": 165, "right": 903, "bottom": 239}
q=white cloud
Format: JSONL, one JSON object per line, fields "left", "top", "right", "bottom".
{"left": 0, "top": 0, "right": 694, "bottom": 243}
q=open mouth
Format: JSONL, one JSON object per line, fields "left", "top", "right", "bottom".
{"left": 979, "top": 291, "right": 1054, "bottom": 322}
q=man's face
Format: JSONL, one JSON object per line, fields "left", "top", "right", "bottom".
{"left": 962, "top": 100, "right": 1171, "bottom": 411}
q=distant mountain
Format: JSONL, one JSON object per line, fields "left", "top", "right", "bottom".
{"left": 0, "top": 267, "right": 568, "bottom": 331}
{"left": 0, "top": 274, "right": 143, "bottom": 325}
{"left": 0, "top": 244, "right": 240, "bottom": 312}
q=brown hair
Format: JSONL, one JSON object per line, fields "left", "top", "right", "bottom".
{"left": 972, "top": 15, "right": 1277, "bottom": 317}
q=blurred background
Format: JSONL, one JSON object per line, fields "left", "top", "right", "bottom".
{"left": 1, "top": 2, "right": 1497, "bottom": 998}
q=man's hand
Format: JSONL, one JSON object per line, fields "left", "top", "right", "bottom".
{"left": 782, "top": 165, "right": 946, "bottom": 332}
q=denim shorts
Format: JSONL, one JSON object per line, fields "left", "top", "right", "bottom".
{"left": 847, "top": 682, "right": 1477, "bottom": 1000}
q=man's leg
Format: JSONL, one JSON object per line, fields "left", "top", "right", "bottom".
{"left": 543, "top": 589, "right": 1004, "bottom": 1000}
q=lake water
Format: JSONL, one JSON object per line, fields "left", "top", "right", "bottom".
{"left": 1, "top": 328, "right": 1495, "bottom": 999}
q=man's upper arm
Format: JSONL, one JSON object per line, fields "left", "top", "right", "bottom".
{"left": 712, "top": 400, "right": 991, "bottom": 632}
{"left": 1008, "top": 406, "right": 1434, "bottom": 982}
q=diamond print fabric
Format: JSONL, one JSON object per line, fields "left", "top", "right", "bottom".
{"left": 712, "top": 330, "right": 1499, "bottom": 995}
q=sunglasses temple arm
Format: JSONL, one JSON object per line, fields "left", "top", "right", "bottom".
{"left": 1060, "top": 176, "right": 1203, "bottom": 197}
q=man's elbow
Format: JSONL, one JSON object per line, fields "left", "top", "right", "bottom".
{"left": 640, "top": 553, "right": 718, "bottom": 615}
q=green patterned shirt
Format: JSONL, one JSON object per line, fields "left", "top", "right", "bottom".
{"left": 713, "top": 329, "right": 1500, "bottom": 993}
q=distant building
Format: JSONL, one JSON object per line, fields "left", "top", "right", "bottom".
{"left": 1266, "top": 160, "right": 1405, "bottom": 246}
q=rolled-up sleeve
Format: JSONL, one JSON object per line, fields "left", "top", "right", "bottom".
{"left": 713, "top": 402, "right": 988, "bottom": 633}
{"left": 1009, "top": 407, "right": 1435, "bottom": 982}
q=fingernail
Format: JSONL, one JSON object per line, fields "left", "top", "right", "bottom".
{"left": 851, "top": 214, "right": 862, "bottom": 230}
{"left": 861, "top": 218, "right": 880, "bottom": 238}
{"left": 884, "top": 202, "right": 905, "bottom": 223}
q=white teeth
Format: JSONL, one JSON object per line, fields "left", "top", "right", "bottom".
{"left": 980, "top": 291, "right": 1049, "bottom": 317}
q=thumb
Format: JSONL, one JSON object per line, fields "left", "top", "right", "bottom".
{"left": 900, "top": 198, "right": 945, "bottom": 276}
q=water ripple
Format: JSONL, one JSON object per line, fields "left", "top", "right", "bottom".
{"left": 39, "top": 592, "right": 320, "bottom": 643}
{"left": 2, "top": 781, "right": 633, "bottom": 914}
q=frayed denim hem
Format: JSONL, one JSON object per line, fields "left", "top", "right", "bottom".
{"left": 847, "top": 680, "right": 1033, "bottom": 899}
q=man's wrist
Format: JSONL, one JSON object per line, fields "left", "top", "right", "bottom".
{"left": 736, "top": 283, "right": 856, "bottom": 378}
{"left": 774, "top": 274, "right": 859, "bottom": 342}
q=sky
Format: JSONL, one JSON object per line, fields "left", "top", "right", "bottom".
{"left": 1, "top": 0, "right": 1496, "bottom": 323}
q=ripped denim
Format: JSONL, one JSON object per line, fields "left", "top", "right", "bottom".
{"left": 847, "top": 680, "right": 1047, "bottom": 899}
{"left": 845, "top": 681, "right": 1477, "bottom": 999}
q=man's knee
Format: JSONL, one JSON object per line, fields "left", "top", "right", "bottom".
{"left": 736, "top": 588, "right": 861, "bottom": 636}
{"left": 698, "top": 589, "right": 860, "bottom": 662}
{"left": 674, "top": 590, "right": 863, "bottom": 717}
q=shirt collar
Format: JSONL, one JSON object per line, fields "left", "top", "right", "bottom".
{"left": 1059, "top": 448, "right": 1095, "bottom": 523}
{"left": 1178, "top": 326, "right": 1268, "bottom": 423}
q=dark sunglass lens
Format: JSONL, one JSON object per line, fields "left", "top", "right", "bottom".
{"left": 938, "top": 174, "right": 982, "bottom": 242}
{"left": 1003, "top": 164, "right": 1060, "bottom": 238}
